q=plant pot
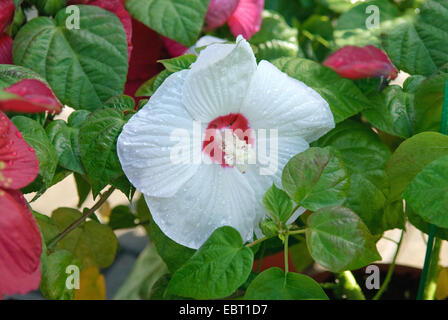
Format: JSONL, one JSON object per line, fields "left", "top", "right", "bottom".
{"left": 312, "top": 264, "right": 422, "bottom": 300}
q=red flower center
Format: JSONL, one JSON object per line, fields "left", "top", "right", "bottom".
{"left": 202, "top": 113, "right": 254, "bottom": 168}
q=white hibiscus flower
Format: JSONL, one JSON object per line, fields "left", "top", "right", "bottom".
{"left": 117, "top": 36, "right": 335, "bottom": 249}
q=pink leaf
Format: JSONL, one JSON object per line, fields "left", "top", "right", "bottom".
{"left": 1, "top": 79, "right": 62, "bottom": 114}
{"left": 0, "top": 0, "right": 14, "bottom": 33}
{"left": 0, "top": 189, "right": 42, "bottom": 297}
{"left": 0, "top": 112, "right": 39, "bottom": 190}
{"left": 205, "top": 0, "right": 240, "bottom": 30}
{"left": 323, "top": 45, "right": 398, "bottom": 80}
{"left": 228, "top": 0, "right": 264, "bottom": 40}
{"left": 0, "top": 33, "right": 12, "bottom": 64}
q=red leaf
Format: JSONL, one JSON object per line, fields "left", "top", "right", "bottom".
{"left": 161, "top": 36, "right": 188, "bottom": 58}
{"left": 0, "top": 0, "right": 15, "bottom": 33}
{"left": 0, "top": 112, "right": 39, "bottom": 190}
{"left": 228, "top": 0, "right": 264, "bottom": 40}
{"left": 125, "top": 19, "right": 167, "bottom": 99}
{"left": 323, "top": 45, "right": 398, "bottom": 80}
{"left": 0, "top": 189, "right": 42, "bottom": 296}
{"left": 127, "top": 19, "right": 165, "bottom": 82}
{"left": 205, "top": 0, "right": 240, "bottom": 30}
{"left": 0, "top": 32, "right": 12, "bottom": 64}
{"left": 1, "top": 79, "right": 62, "bottom": 114}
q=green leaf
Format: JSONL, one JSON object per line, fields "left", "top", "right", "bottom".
{"left": 383, "top": 0, "right": 448, "bottom": 76}
{"left": 262, "top": 184, "right": 293, "bottom": 223}
{"left": 125, "top": 0, "right": 210, "bottom": 46}
{"left": 404, "top": 154, "right": 448, "bottom": 228}
{"left": 52, "top": 207, "right": 118, "bottom": 268}
{"left": 250, "top": 10, "right": 299, "bottom": 62}
{"left": 12, "top": 116, "right": 58, "bottom": 194}
{"left": 158, "top": 54, "right": 197, "bottom": 72}
{"left": 114, "top": 243, "right": 169, "bottom": 300}
{"left": 265, "top": 0, "right": 306, "bottom": 24}
{"left": 335, "top": 0, "right": 401, "bottom": 47}
{"left": 0, "top": 64, "right": 46, "bottom": 89}
{"left": 314, "top": 120, "right": 401, "bottom": 234}
{"left": 259, "top": 219, "right": 280, "bottom": 237}
{"left": 306, "top": 206, "right": 381, "bottom": 272}
{"left": 299, "top": 14, "right": 333, "bottom": 62}
{"left": 282, "top": 147, "right": 350, "bottom": 211}
{"left": 318, "top": 0, "right": 356, "bottom": 13}
{"left": 407, "top": 207, "right": 448, "bottom": 241}
{"left": 244, "top": 267, "right": 328, "bottom": 300}
{"left": 33, "top": 211, "right": 60, "bottom": 244}
{"left": 79, "top": 108, "right": 126, "bottom": 195}
{"left": 273, "top": 57, "right": 371, "bottom": 123}
{"left": 362, "top": 76, "right": 425, "bottom": 138}
{"left": 289, "top": 240, "right": 314, "bottom": 272}
{"left": 34, "top": 0, "right": 66, "bottom": 16}
{"left": 135, "top": 69, "right": 172, "bottom": 97}
{"left": 136, "top": 55, "right": 197, "bottom": 97}
{"left": 40, "top": 250, "right": 79, "bottom": 300}
{"left": 139, "top": 197, "right": 195, "bottom": 272}
{"left": 386, "top": 131, "right": 448, "bottom": 201}
{"left": 363, "top": 85, "right": 416, "bottom": 139}
{"left": 103, "top": 95, "right": 136, "bottom": 113}
{"left": 413, "top": 73, "right": 448, "bottom": 133}
{"left": 74, "top": 173, "right": 91, "bottom": 208}
{"left": 46, "top": 119, "right": 85, "bottom": 174}
{"left": 167, "top": 226, "right": 254, "bottom": 299}
{"left": 109, "top": 205, "right": 136, "bottom": 230}
{"left": 111, "top": 174, "right": 135, "bottom": 200}
{"left": 13, "top": 5, "right": 128, "bottom": 110}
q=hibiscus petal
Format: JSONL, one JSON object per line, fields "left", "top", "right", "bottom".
{"left": 89, "top": 0, "right": 133, "bottom": 62}
{"left": 0, "top": 112, "right": 39, "bottom": 190}
{"left": 240, "top": 60, "right": 335, "bottom": 143}
{"left": 145, "top": 164, "right": 256, "bottom": 249}
{"left": 1, "top": 79, "right": 62, "bottom": 114}
{"left": 228, "top": 0, "right": 264, "bottom": 40}
{"left": 205, "top": 0, "right": 240, "bottom": 30}
{"left": 186, "top": 35, "right": 227, "bottom": 55}
{"left": 0, "top": 33, "right": 12, "bottom": 64}
{"left": 244, "top": 135, "right": 309, "bottom": 226}
{"left": 183, "top": 35, "right": 257, "bottom": 122}
{"left": 323, "top": 45, "right": 398, "bottom": 80}
{"left": 0, "top": 189, "right": 42, "bottom": 296}
{"left": 0, "top": 0, "right": 15, "bottom": 34}
{"left": 118, "top": 70, "right": 200, "bottom": 198}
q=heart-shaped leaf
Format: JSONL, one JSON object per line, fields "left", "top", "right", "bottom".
{"left": 244, "top": 267, "right": 328, "bottom": 300}
{"left": 167, "top": 226, "right": 254, "bottom": 299}
{"left": 306, "top": 206, "right": 381, "bottom": 272}
{"left": 13, "top": 5, "right": 128, "bottom": 110}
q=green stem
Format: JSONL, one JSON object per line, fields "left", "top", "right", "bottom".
{"left": 423, "top": 238, "right": 442, "bottom": 300}
{"left": 335, "top": 271, "right": 366, "bottom": 300}
{"left": 417, "top": 79, "right": 448, "bottom": 299}
{"left": 47, "top": 186, "right": 116, "bottom": 249}
{"left": 288, "top": 229, "right": 307, "bottom": 236}
{"left": 284, "top": 234, "right": 289, "bottom": 275}
{"left": 373, "top": 230, "right": 404, "bottom": 300}
{"left": 417, "top": 219, "right": 438, "bottom": 300}
{"left": 246, "top": 236, "right": 271, "bottom": 248}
